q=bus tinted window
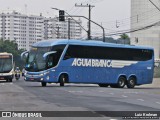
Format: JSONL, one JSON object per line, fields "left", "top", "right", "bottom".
{"left": 65, "top": 45, "right": 153, "bottom": 61}
{"left": 50, "top": 45, "right": 66, "bottom": 67}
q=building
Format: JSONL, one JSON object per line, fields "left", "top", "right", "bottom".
{"left": 44, "top": 17, "right": 82, "bottom": 40}
{"left": 130, "top": 0, "right": 160, "bottom": 61}
{"left": 0, "top": 11, "right": 82, "bottom": 50}
{"left": 0, "top": 11, "right": 44, "bottom": 50}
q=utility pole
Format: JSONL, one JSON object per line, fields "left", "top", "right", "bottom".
{"left": 68, "top": 18, "right": 71, "bottom": 39}
{"left": 75, "top": 3, "right": 95, "bottom": 40}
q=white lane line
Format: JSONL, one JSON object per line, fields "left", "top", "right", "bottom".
{"left": 122, "top": 95, "right": 128, "bottom": 98}
{"left": 156, "top": 102, "right": 160, "bottom": 105}
{"left": 77, "top": 91, "right": 83, "bottom": 93}
{"left": 68, "top": 91, "right": 83, "bottom": 93}
{"left": 109, "top": 93, "right": 114, "bottom": 95}
{"left": 99, "top": 91, "right": 104, "bottom": 92}
{"left": 137, "top": 99, "right": 144, "bottom": 101}
{"left": 124, "top": 91, "right": 138, "bottom": 94}
{"left": 68, "top": 91, "right": 76, "bottom": 93}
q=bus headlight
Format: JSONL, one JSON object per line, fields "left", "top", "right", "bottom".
{"left": 46, "top": 76, "right": 49, "bottom": 80}
{"left": 40, "top": 72, "right": 49, "bottom": 76}
{"left": 44, "top": 71, "right": 49, "bottom": 75}
{"left": 9, "top": 73, "right": 13, "bottom": 76}
{"left": 40, "top": 73, "right": 44, "bottom": 76}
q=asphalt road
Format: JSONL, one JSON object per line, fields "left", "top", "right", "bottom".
{"left": 0, "top": 78, "right": 160, "bottom": 120}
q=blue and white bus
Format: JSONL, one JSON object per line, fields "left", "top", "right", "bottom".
{"left": 21, "top": 39, "right": 154, "bottom": 88}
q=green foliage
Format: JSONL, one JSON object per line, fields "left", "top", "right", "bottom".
{"left": 120, "top": 33, "right": 130, "bottom": 40}
{"left": 0, "top": 39, "right": 25, "bottom": 70}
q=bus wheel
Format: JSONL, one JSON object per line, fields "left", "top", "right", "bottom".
{"left": 41, "top": 82, "right": 47, "bottom": 87}
{"left": 127, "top": 77, "right": 136, "bottom": 88}
{"left": 9, "top": 79, "right": 12, "bottom": 82}
{"left": 98, "top": 84, "right": 109, "bottom": 87}
{"left": 59, "top": 75, "right": 65, "bottom": 86}
{"left": 117, "top": 76, "right": 126, "bottom": 88}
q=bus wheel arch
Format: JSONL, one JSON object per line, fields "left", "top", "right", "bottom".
{"left": 58, "top": 73, "right": 69, "bottom": 86}
{"left": 117, "top": 75, "right": 127, "bottom": 88}
{"left": 127, "top": 76, "right": 137, "bottom": 88}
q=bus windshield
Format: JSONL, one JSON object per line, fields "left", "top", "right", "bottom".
{"left": 25, "top": 47, "right": 50, "bottom": 72}
{"left": 0, "top": 56, "right": 13, "bottom": 73}
{"left": 25, "top": 45, "right": 66, "bottom": 72}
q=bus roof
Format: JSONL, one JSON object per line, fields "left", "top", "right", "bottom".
{"left": 32, "top": 39, "right": 154, "bottom": 50}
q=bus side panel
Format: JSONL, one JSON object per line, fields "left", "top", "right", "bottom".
{"left": 60, "top": 59, "right": 112, "bottom": 84}
{"left": 69, "top": 66, "right": 83, "bottom": 83}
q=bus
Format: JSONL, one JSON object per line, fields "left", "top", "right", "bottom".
{"left": 21, "top": 39, "right": 154, "bottom": 88}
{"left": 0, "top": 53, "right": 14, "bottom": 82}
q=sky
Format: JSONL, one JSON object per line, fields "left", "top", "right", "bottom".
{"left": 0, "top": 0, "right": 131, "bottom": 37}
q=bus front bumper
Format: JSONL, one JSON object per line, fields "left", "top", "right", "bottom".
{"left": 24, "top": 72, "right": 52, "bottom": 82}
{"left": 0, "top": 75, "right": 13, "bottom": 80}
{"left": 24, "top": 77, "right": 46, "bottom": 82}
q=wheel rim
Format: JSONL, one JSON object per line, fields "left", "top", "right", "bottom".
{"left": 62, "top": 77, "right": 65, "bottom": 83}
{"left": 130, "top": 79, "right": 135, "bottom": 86}
{"left": 119, "top": 78, "right": 125, "bottom": 87}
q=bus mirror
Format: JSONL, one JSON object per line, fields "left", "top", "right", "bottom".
{"left": 43, "top": 51, "right": 57, "bottom": 60}
{"left": 21, "top": 51, "right": 29, "bottom": 60}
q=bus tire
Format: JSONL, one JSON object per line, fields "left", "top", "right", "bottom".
{"left": 127, "top": 77, "right": 136, "bottom": 88}
{"left": 98, "top": 84, "right": 109, "bottom": 87}
{"left": 41, "top": 82, "right": 47, "bottom": 87}
{"left": 9, "top": 79, "right": 12, "bottom": 82}
{"left": 59, "top": 75, "right": 65, "bottom": 86}
{"left": 117, "top": 76, "right": 126, "bottom": 88}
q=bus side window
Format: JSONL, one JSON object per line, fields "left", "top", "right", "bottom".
{"left": 63, "top": 53, "right": 71, "bottom": 60}
{"left": 47, "top": 55, "right": 54, "bottom": 68}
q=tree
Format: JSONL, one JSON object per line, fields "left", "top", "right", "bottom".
{"left": 119, "top": 34, "right": 130, "bottom": 44}
{"left": 120, "top": 33, "right": 130, "bottom": 40}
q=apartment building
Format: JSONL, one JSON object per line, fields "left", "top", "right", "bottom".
{"left": 0, "top": 11, "right": 44, "bottom": 50}
{"left": 44, "top": 17, "right": 82, "bottom": 40}
{"left": 0, "top": 11, "right": 82, "bottom": 50}
{"left": 131, "top": 0, "right": 160, "bottom": 61}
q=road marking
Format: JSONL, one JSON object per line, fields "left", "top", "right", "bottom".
{"left": 109, "top": 93, "right": 114, "bottom": 95}
{"left": 124, "top": 91, "right": 138, "bottom": 94}
{"left": 68, "top": 91, "right": 76, "bottom": 93}
{"left": 99, "top": 91, "right": 104, "bottom": 92}
{"left": 68, "top": 91, "right": 83, "bottom": 93}
{"left": 137, "top": 99, "right": 144, "bottom": 101}
{"left": 122, "top": 95, "right": 128, "bottom": 98}
{"left": 156, "top": 102, "right": 160, "bottom": 105}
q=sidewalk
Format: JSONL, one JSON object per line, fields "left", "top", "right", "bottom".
{"left": 140, "top": 78, "right": 160, "bottom": 88}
